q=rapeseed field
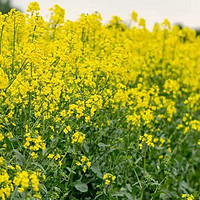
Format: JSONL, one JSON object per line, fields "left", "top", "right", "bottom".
{"left": 0, "top": 2, "right": 200, "bottom": 199}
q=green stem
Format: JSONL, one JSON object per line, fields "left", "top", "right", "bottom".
{"left": 0, "top": 25, "right": 4, "bottom": 55}
{"left": 67, "top": 145, "right": 78, "bottom": 186}
{"left": 10, "top": 187, "right": 17, "bottom": 200}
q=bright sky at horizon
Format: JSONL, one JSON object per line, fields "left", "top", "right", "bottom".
{"left": 12, "top": 0, "right": 200, "bottom": 29}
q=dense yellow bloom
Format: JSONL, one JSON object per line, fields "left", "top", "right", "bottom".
{"left": 24, "top": 134, "right": 46, "bottom": 151}
{"left": 71, "top": 131, "right": 86, "bottom": 144}
{"left": 13, "top": 171, "right": 29, "bottom": 193}
{"left": 0, "top": 1, "right": 200, "bottom": 199}
{"left": 26, "top": 2, "right": 40, "bottom": 13}
{"left": 139, "top": 133, "right": 155, "bottom": 149}
{"left": 0, "top": 69, "right": 8, "bottom": 90}
{"left": 12, "top": 170, "right": 41, "bottom": 196}
{"left": 29, "top": 172, "right": 40, "bottom": 192}
{"left": 0, "top": 170, "right": 13, "bottom": 200}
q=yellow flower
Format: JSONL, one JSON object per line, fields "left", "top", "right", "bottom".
{"left": 105, "top": 179, "right": 110, "bottom": 185}
{"left": 76, "top": 162, "right": 81, "bottom": 166}
{"left": 86, "top": 161, "right": 91, "bottom": 168}
{"left": 131, "top": 11, "right": 138, "bottom": 22}
{"left": 54, "top": 154, "right": 61, "bottom": 160}
{"left": 33, "top": 193, "right": 42, "bottom": 199}
{"left": 0, "top": 156, "right": 5, "bottom": 165}
{"left": 30, "top": 172, "right": 40, "bottom": 192}
{"left": 49, "top": 4, "right": 65, "bottom": 25}
{"left": 50, "top": 135, "right": 54, "bottom": 139}
{"left": 162, "top": 18, "right": 171, "bottom": 28}
{"left": 64, "top": 125, "right": 71, "bottom": 134}
{"left": 81, "top": 156, "right": 87, "bottom": 163}
{"left": 83, "top": 166, "right": 87, "bottom": 173}
{"left": 138, "top": 18, "right": 145, "bottom": 28}
{"left": 8, "top": 165, "right": 15, "bottom": 170}
{"left": 31, "top": 152, "right": 38, "bottom": 159}
{"left": 26, "top": 2, "right": 40, "bottom": 13}
{"left": 85, "top": 116, "right": 90, "bottom": 123}
{"left": 15, "top": 165, "right": 21, "bottom": 171}
{"left": 47, "top": 154, "right": 54, "bottom": 159}
{"left": 7, "top": 132, "right": 13, "bottom": 139}
{"left": 0, "top": 133, "right": 4, "bottom": 142}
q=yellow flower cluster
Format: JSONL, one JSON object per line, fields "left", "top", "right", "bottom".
{"left": 0, "top": 160, "right": 41, "bottom": 200}
{"left": 182, "top": 194, "right": 194, "bottom": 200}
{"left": 49, "top": 4, "right": 65, "bottom": 25}
{"left": 47, "top": 153, "right": 63, "bottom": 167}
{"left": 103, "top": 173, "right": 116, "bottom": 185}
{"left": 0, "top": 171, "right": 13, "bottom": 200}
{"left": 13, "top": 171, "right": 29, "bottom": 193}
{"left": 190, "top": 120, "right": 200, "bottom": 132}
{"left": 71, "top": 131, "right": 86, "bottom": 144}
{"left": 76, "top": 155, "right": 91, "bottom": 172}
{"left": 139, "top": 133, "right": 155, "bottom": 149}
{"left": 29, "top": 172, "right": 40, "bottom": 192}
{"left": 24, "top": 133, "right": 46, "bottom": 150}
{"left": 13, "top": 170, "right": 40, "bottom": 197}
{"left": 26, "top": 2, "right": 40, "bottom": 13}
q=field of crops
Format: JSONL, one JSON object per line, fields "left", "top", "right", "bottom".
{"left": 0, "top": 2, "right": 200, "bottom": 200}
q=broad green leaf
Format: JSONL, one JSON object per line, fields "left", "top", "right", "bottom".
{"left": 74, "top": 180, "right": 88, "bottom": 193}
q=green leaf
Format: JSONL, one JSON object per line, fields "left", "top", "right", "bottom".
{"left": 160, "top": 193, "right": 170, "bottom": 199}
{"left": 125, "top": 192, "right": 133, "bottom": 200}
{"left": 98, "top": 142, "right": 110, "bottom": 148}
{"left": 84, "top": 142, "right": 89, "bottom": 153}
{"left": 74, "top": 180, "right": 88, "bottom": 193}
{"left": 13, "top": 149, "right": 25, "bottom": 165}
{"left": 91, "top": 165, "right": 102, "bottom": 178}
{"left": 126, "top": 184, "right": 132, "bottom": 193}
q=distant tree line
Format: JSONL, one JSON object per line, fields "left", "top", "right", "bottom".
{"left": 0, "top": 0, "right": 20, "bottom": 14}
{"left": 175, "top": 23, "right": 200, "bottom": 36}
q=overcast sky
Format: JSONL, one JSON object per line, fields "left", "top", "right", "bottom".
{"left": 12, "top": 0, "right": 200, "bottom": 29}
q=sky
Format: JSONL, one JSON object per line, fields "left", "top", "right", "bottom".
{"left": 11, "top": 0, "right": 200, "bottom": 29}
